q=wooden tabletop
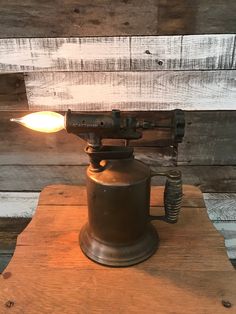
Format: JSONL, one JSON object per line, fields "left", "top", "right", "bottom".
{"left": 0, "top": 185, "right": 235, "bottom": 313}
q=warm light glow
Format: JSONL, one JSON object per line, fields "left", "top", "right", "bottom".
{"left": 10, "top": 111, "right": 65, "bottom": 133}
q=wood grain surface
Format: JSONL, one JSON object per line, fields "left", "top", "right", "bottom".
{"left": 0, "top": 35, "right": 235, "bottom": 73}
{"left": 0, "top": 185, "right": 235, "bottom": 314}
{"left": 0, "top": 0, "right": 235, "bottom": 37}
{"left": 25, "top": 70, "right": 236, "bottom": 111}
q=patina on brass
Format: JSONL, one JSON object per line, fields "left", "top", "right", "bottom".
{"left": 65, "top": 109, "right": 184, "bottom": 267}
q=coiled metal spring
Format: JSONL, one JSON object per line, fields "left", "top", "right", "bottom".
{"left": 164, "top": 170, "right": 182, "bottom": 223}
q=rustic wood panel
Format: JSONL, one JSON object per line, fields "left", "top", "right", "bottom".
{"left": 0, "top": 0, "right": 235, "bottom": 37}
{"left": 178, "top": 111, "right": 236, "bottom": 165}
{"left": 0, "top": 186, "right": 235, "bottom": 313}
{"left": 0, "top": 74, "right": 27, "bottom": 110}
{"left": 0, "top": 35, "right": 235, "bottom": 73}
{"left": 25, "top": 71, "right": 236, "bottom": 111}
{"left": 0, "top": 37, "right": 130, "bottom": 72}
{"left": 1, "top": 165, "right": 236, "bottom": 192}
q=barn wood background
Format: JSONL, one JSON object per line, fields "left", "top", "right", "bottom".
{"left": 0, "top": 0, "right": 236, "bottom": 270}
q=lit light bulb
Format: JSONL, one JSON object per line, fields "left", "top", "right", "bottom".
{"left": 10, "top": 111, "right": 65, "bottom": 133}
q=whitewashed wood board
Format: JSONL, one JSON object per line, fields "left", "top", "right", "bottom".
{"left": 25, "top": 71, "right": 236, "bottom": 111}
{"left": 0, "top": 35, "right": 235, "bottom": 73}
{"left": 181, "top": 34, "right": 235, "bottom": 70}
{"left": 0, "top": 37, "right": 130, "bottom": 72}
{"left": 131, "top": 34, "right": 236, "bottom": 70}
{"left": 0, "top": 192, "right": 39, "bottom": 217}
{"left": 130, "top": 36, "right": 182, "bottom": 70}
{"left": 204, "top": 193, "right": 236, "bottom": 221}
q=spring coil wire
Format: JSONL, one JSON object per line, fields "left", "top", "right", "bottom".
{"left": 164, "top": 170, "right": 182, "bottom": 223}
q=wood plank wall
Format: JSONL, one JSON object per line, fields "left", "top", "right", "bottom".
{"left": 0, "top": 33, "right": 235, "bottom": 191}
{"left": 0, "top": 35, "right": 235, "bottom": 111}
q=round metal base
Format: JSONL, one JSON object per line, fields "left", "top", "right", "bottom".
{"left": 79, "top": 223, "right": 159, "bottom": 267}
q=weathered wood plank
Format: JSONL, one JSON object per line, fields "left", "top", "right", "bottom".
{"left": 204, "top": 194, "right": 236, "bottom": 221}
{"left": 0, "top": 35, "right": 235, "bottom": 72}
{"left": 178, "top": 111, "right": 236, "bottom": 165}
{"left": 181, "top": 34, "right": 235, "bottom": 69}
{"left": 131, "top": 34, "right": 236, "bottom": 70}
{"left": 157, "top": 0, "right": 236, "bottom": 35}
{"left": 0, "top": 37, "right": 130, "bottom": 72}
{"left": 25, "top": 70, "right": 236, "bottom": 111}
{"left": 214, "top": 222, "right": 236, "bottom": 259}
{"left": 0, "top": 74, "right": 27, "bottom": 110}
{"left": 0, "top": 0, "right": 159, "bottom": 38}
{"left": 0, "top": 192, "right": 39, "bottom": 217}
{"left": 131, "top": 36, "right": 182, "bottom": 70}
{"left": 0, "top": 1, "right": 235, "bottom": 38}
{"left": 1, "top": 165, "right": 236, "bottom": 192}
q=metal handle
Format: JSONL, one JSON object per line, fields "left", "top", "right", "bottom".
{"left": 150, "top": 170, "right": 183, "bottom": 223}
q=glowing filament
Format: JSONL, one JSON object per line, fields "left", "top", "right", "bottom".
{"left": 10, "top": 111, "right": 65, "bottom": 133}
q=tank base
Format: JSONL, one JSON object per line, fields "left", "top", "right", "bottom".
{"left": 79, "top": 223, "right": 159, "bottom": 267}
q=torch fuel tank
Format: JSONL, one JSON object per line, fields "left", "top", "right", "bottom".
{"left": 79, "top": 157, "right": 182, "bottom": 267}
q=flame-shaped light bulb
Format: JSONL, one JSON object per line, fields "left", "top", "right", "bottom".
{"left": 10, "top": 111, "right": 65, "bottom": 133}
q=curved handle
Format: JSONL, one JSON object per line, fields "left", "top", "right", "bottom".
{"left": 150, "top": 170, "right": 183, "bottom": 224}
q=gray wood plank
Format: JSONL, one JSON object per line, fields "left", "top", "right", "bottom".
{"left": 25, "top": 71, "right": 236, "bottom": 111}
{"left": 204, "top": 198, "right": 236, "bottom": 221}
{"left": 178, "top": 111, "right": 236, "bottom": 165}
{"left": 204, "top": 193, "right": 236, "bottom": 200}
{"left": 204, "top": 193, "right": 236, "bottom": 221}
{"left": 1, "top": 165, "right": 236, "bottom": 193}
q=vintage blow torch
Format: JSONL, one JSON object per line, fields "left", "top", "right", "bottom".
{"left": 11, "top": 109, "right": 185, "bottom": 267}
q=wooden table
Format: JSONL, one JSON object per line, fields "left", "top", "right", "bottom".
{"left": 0, "top": 185, "right": 235, "bottom": 313}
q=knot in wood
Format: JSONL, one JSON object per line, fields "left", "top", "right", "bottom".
{"left": 222, "top": 300, "right": 232, "bottom": 308}
{"left": 5, "top": 300, "right": 14, "bottom": 308}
